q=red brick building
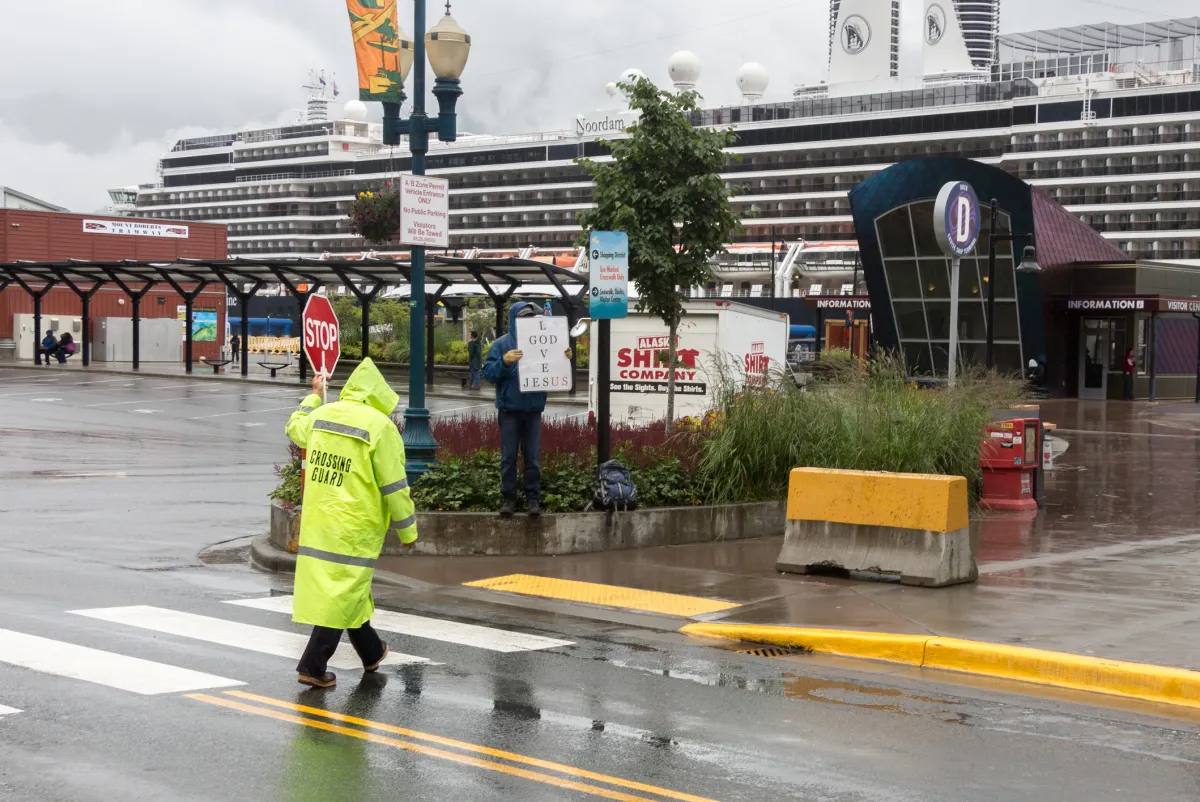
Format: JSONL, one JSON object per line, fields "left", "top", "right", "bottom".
{"left": 0, "top": 210, "right": 228, "bottom": 361}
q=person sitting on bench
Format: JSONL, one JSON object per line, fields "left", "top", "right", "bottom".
{"left": 53, "top": 333, "right": 76, "bottom": 364}
{"left": 39, "top": 330, "right": 58, "bottom": 365}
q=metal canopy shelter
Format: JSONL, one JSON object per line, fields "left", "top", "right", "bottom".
{"left": 0, "top": 256, "right": 589, "bottom": 385}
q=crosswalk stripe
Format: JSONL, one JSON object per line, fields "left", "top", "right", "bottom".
{"left": 0, "top": 705, "right": 22, "bottom": 716}
{"left": 226, "top": 595, "right": 575, "bottom": 653}
{"left": 69, "top": 606, "right": 430, "bottom": 670}
{"left": 0, "top": 628, "right": 243, "bottom": 695}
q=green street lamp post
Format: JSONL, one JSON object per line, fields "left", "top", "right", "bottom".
{"left": 381, "top": 1, "right": 471, "bottom": 476}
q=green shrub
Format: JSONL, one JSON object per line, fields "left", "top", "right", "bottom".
{"left": 443, "top": 340, "right": 470, "bottom": 365}
{"left": 368, "top": 341, "right": 389, "bottom": 362}
{"left": 384, "top": 341, "right": 409, "bottom": 363}
{"left": 699, "top": 352, "right": 1023, "bottom": 504}
{"left": 269, "top": 446, "right": 303, "bottom": 507}
{"left": 411, "top": 448, "right": 704, "bottom": 513}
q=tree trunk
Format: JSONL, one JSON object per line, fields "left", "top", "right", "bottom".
{"left": 665, "top": 318, "right": 679, "bottom": 434}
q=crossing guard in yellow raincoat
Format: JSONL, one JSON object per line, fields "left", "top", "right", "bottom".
{"left": 285, "top": 358, "right": 418, "bottom": 688}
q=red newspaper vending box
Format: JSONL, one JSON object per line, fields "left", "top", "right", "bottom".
{"left": 979, "top": 418, "right": 1040, "bottom": 511}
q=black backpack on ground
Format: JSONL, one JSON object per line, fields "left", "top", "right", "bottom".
{"left": 594, "top": 460, "right": 639, "bottom": 512}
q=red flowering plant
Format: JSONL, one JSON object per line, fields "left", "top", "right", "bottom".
{"left": 349, "top": 183, "right": 401, "bottom": 245}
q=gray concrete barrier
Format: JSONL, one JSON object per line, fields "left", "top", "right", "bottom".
{"left": 775, "top": 468, "right": 977, "bottom": 588}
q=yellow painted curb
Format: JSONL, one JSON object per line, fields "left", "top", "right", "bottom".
{"left": 679, "top": 623, "right": 1200, "bottom": 710}
{"left": 681, "top": 623, "right": 928, "bottom": 666}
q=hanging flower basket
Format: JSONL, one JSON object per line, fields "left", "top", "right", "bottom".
{"left": 349, "top": 183, "right": 401, "bottom": 245}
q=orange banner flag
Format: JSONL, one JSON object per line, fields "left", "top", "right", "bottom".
{"left": 346, "top": 0, "right": 407, "bottom": 103}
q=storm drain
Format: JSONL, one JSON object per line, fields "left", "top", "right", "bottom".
{"left": 734, "top": 645, "right": 798, "bottom": 659}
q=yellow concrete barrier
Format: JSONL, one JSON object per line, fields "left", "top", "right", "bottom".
{"left": 786, "top": 467, "right": 968, "bottom": 533}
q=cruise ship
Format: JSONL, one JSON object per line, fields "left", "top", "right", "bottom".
{"left": 120, "top": 6, "right": 1200, "bottom": 298}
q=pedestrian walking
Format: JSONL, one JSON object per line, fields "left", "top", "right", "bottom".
{"left": 482, "top": 302, "right": 571, "bottom": 518}
{"left": 38, "top": 330, "right": 57, "bottom": 365}
{"left": 467, "top": 330, "right": 482, "bottom": 390}
{"left": 284, "top": 358, "right": 418, "bottom": 688}
{"left": 230, "top": 333, "right": 241, "bottom": 363}
{"left": 1122, "top": 348, "right": 1137, "bottom": 400}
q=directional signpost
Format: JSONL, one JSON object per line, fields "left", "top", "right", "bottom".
{"left": 303, "top": 294, "right": 340, "bottom": 402}
{"left": 934, "top": 181, "right": 981, "bottom": 385}
{"left": 589, "top": 231, "right": 630, "bottom": 465}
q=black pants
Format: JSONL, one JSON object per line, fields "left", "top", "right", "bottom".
{"left": 296, "top": 622, "right": 384, "bottom": 677}
{"left": 499, "top": 410, "right": 541, "bottom": 502}
{"left": 1124, "top": 373, "right": 1135, "bottom": 400}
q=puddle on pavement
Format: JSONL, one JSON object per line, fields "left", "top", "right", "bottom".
{"left": 779, "top": 673, "right": 966, "bottom": 722}
{"left": 199, "top": 544, "right": 251, "bottom": 566}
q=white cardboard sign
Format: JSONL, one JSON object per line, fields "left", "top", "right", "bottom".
{"left": 398, "top": 174, "right": 449, "bottom": 248}
{"left": 516, "top": 316, "right": 572, "bottom": 393}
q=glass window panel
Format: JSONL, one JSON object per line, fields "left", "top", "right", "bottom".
{"left": 910, "top": 201, "right": 944, "bottom": 256}
{"left": 920, "top": 259, "right": 950, "bottom": 299}
{"left": 960, "top": 343, "right": 987, "bottom": 370}
{"left": 926, "top": 302, "right": 950, "bottom": 339}
{"left": 977, "top": 207, "right": 1013, "bottom": 259}
{"left": 884, "top": 259, "right": 923, "bottom": 298}
{"left": 903, "top": 341, "right": 934, "bottom": 376}
{"left": 893, "top": 302, "right": 928, "bottom": 339}
{"left": 1109, "top": 320, "right": 1128, "bottom": 371}
{"left": 958, "top": 302, "right": 987, "bottom": 341}
{"left": 957, "top": 259, "right": 984, "bottom": 299}
{"left": 995, "top": 344, "right": 1023, "bottom": 375}
{"left": 994, "top": 302, "right": 1020, "bottom": 341}
{"left": 986, "top": 256, "right": 1017, "bottom": 298}
{"left": 930, "top": 343, "right": 950, "bottom": 377}
{"left": 875, "top": 207, "right": 915, "bottom": 258}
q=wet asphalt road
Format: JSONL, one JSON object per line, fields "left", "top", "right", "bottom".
{"left": 2, "top": 369, "right": 1200, "bottom": 801}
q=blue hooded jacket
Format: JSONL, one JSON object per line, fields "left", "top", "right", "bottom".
{"left": 483, "top": 301, "right": 546, "bottom": 413}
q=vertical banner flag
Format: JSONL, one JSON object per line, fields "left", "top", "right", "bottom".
{"left": 346, "top": 0, "right": 406, "bottom": 103}
{"left": 589, "top": 231, "right": 630, "bottom": 320}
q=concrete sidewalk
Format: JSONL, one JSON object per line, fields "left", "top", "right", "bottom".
{"left": 379, "top": 400, "right": 1200, "bottom": 676}
{"left": 2, "top": 360, "right": 587, "bottom": 406}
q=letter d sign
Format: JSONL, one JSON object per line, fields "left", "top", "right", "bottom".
{"left": 934, "top": 181, "right": 981, "bottom": 258}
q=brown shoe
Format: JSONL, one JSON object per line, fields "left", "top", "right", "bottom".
{"left": 298, "top": 672, "right": 337, "bottom": 688}
{"left": 364, "top": 644, "right": 390, "bottom": 672}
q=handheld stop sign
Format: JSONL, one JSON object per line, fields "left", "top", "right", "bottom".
{"left": 303, "top": 295, "right": 340, "bottom": 401}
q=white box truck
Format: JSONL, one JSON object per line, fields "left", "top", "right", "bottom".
{"left": 588, "top": 301, "right": 789, "bottom": 425}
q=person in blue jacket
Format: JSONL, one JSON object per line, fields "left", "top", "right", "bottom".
{"left": 483, "top": 301, "right": 571, "bottom": 518}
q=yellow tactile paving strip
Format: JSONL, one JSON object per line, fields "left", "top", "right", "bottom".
{"left": 462, "top": 574, "right": 741, "bottom": 618}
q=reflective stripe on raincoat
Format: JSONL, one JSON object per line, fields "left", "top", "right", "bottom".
{"left": 284, "top": 358, "right": 418, "bottom": 629}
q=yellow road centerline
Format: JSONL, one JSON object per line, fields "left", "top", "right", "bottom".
{"left": 188, "top": 694, "right": 657, "bottom": 802}
{"left": 221, "top": 690, "right": 716, "bottom": 802}
{"left": 462, "top": 574, "right": 740, "bottom": 617}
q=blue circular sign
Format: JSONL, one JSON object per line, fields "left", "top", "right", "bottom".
{"left": 934, "top": 182, "right": 981, "bottom": 258}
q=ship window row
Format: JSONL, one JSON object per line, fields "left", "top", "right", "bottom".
{"left": 692, "top": 81, "right": 1034, "bottom": 128}
{"left": 232, "top": 143, "right": 330, "bottom": 163}
{"left": 222, "top": 231, "right": 1198, "bottom": 260}
{"left": 1008, "top": 124, "right": 1200, "bottom": 153}
{"left": 1012, "top": 150, "right": 1200, "bottom": 179}
{"left": 151, "top": 124, "right": 1200, "bottom": 197}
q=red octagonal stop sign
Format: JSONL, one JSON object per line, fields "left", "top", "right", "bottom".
{"left": 303, "top": 294, "right": 340, "bottom": 377}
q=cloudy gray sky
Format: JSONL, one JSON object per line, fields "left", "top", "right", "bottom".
{"left": 1, "top": 0, "right": 1194, "bottom": 211}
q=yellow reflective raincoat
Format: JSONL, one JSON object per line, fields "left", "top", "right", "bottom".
{"left": 285, "top": 358, "right": 418, "bottom": 629}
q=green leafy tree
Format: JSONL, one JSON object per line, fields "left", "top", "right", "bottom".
{"left": 370, "top": 299, "right": 410, "bottom": 344}
{"left": 577, "top": 78, "right": 740, "bottom": 432}
{"left": 330, "top": 295, "right": 361, "bottom": 346}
